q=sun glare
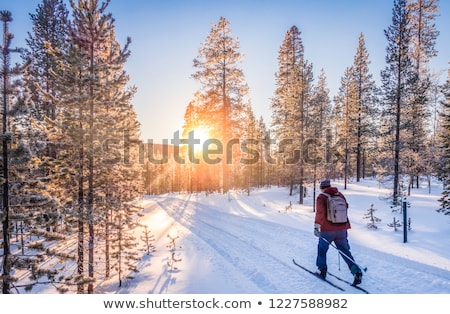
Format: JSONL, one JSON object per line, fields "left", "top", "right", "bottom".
{"left": 192, "top": 127, "right": 211, "bottom": 144}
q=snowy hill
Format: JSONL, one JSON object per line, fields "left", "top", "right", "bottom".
{"left": 26, "top": 177, "right": 450, "bottom": 294}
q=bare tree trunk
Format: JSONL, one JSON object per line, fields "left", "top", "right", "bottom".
{"left": 77, "top": 138, "right": 84, "bottom": 294}
{"left": 1, "top": 12, "right": 11, "bottom": 294}
{"left": 87, "top": 42, "right": 95, "bottom": 294}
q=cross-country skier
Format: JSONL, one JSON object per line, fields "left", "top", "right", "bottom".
{"left": 314, "top": 179, "right": 363, "bottom": 285}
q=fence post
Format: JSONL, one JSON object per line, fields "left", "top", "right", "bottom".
{"left": 403, "top": 201, "right": 407, "bottom": 243}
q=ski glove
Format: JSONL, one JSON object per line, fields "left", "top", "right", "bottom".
{"left": 314, "top": 223, "right": 321, "bottom": 237}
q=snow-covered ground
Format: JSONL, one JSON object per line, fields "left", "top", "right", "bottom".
{"left": 91, "top": 177, "right": 450, "bottom": 295}
{"left": 16, "top": 177, "right": 450, "bottom": 296}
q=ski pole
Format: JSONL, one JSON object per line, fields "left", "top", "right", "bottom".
{"left": 320, "top": 236, "right": 368, "bottom": 272}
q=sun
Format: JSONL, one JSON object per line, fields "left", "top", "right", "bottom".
{"left": 192, "top": 126, "right": 211, "bottom": 145}
{"left": 181, "top": 126, "right": 213, "bottom": 157}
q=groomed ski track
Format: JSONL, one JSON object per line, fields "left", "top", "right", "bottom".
{"left": 125, "top": 194, "right": 450, "bottom": 294}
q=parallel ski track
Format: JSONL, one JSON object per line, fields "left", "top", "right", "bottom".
{"left": 156, "top": 197, "right": 341, "bottom": 293}
{"left": 155, "top": 195, "right": 450, "bottom": 294}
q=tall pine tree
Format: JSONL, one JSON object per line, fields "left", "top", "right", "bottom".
{"left": 351, "top": 33, "right": 379, "bottom": 182}
{"left": 308, "top": 68, "right": 330, "bottom": 206}
{"left": 1, "top": 9, "right": 59, "bottom": 294}
{"left": 192, "top": 16, "right": 251, "bottom": 193}
{"left": 43, "top": 0, "right": 141, "bottom": 293}
{"left": 380, "top": 0, "right": 417, "bottom": 204}
{"left": 25, "top": 0, "right": 69, "bottom": 122}
{"left": 271, "top": 25, "right": 313, "bottom": 203}
{"left": 438, "top": 69, "right": 450, "bottom": 215}
{"left": 334, "top": 66, "right": 357, "bottom": 187}
{"left": 405, "top": 0, "right": 440, "bottom": 189}
{"left": 334, "top": 33, "right": 379, "bottom": 185}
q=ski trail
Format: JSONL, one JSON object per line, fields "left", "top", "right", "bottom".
{"left": 151, "top": 195, "right": 450, "bottom": 294}
{"left": 156, "top": 197, "right": 341, "bottom": 293}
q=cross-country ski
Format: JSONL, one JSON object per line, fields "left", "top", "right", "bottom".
{"left": 292, "top": 259, "right": 345, "bottom": 291}
{"left": 327, "top": 272, "right": 370, "bottom": 294}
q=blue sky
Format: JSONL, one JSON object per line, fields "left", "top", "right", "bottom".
{"left": 1, "top": 0, "right": 450, "bottom": 141}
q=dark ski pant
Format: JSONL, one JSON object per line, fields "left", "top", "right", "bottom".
{"left": 316, "top": 229, "right": 360, "bottom": 274}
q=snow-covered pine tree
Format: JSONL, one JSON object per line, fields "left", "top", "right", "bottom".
{"left": 438, "top": 69, "right": 450, "bottom": 215}
{"left": 0, "top": 9, "right": 17, "bottom": 295}
{"left": 38, "top": 0, "right": 142, "bottom": 293}
{"left": 25, "top": 0, "right": 69, "bottom": 123}
{"left": 44, "top": 29, "right": 92, "bottom": 293}
{"left": 99, "top": 109, "right": 143, "bottom": 284}
{"left": 404, "top": 0, "right": 440, "bottom": 189}
{"left": 333, "top": 66, "right": 358, "bottom": 188}
{"left": 70, "top": 0, "right": 142, "bottom": 293}
{"left": 140, "top": 225, "right": 155, "bottom": 256}
{"left": 424, "top": 76, "right": 444, "bottom": 193}
{"left": 271, "top": 25, "right": 313, "bottom": 203}
{"left": 380, "top": 0, "right": 417, "bottom": 205}
{"left": 23, "top": 0, "right": 71, "bottom": 216}
{"left": 333, "top": 33, "right": 379, "bottom": 188}
{"left": 18, "top": 1, "right": 79, "bottom": 292}
{"left": 387, "top": 217, "right": 402, "bottom": 231}
{"left": 1, "top": 10, "right": 60, "bottom": 294}
{"left": 109, "top": 205, "right": 141, "bottom": 287}
{"left": 192, "top": 17, "right": 250, "bottom": 193}
{"left": 391, "top": 180, "right": 410, "bottom": 212}
{"left": 363, "top": 204, "right": 382, "bottom": 229}
{"left": 407, "top": 0, "right": 439, "bottom": 75}
{"left": 24, "top": 0, "right": 71, "bottom": 201}
{"left": 308, "top": 68, "right": 331, "bottom": 207}
{"left": 350, "top": 33, "right": 380, "bottom": 182}
{"left": 71, "top": 0, "right": 112, "bottom": 293}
